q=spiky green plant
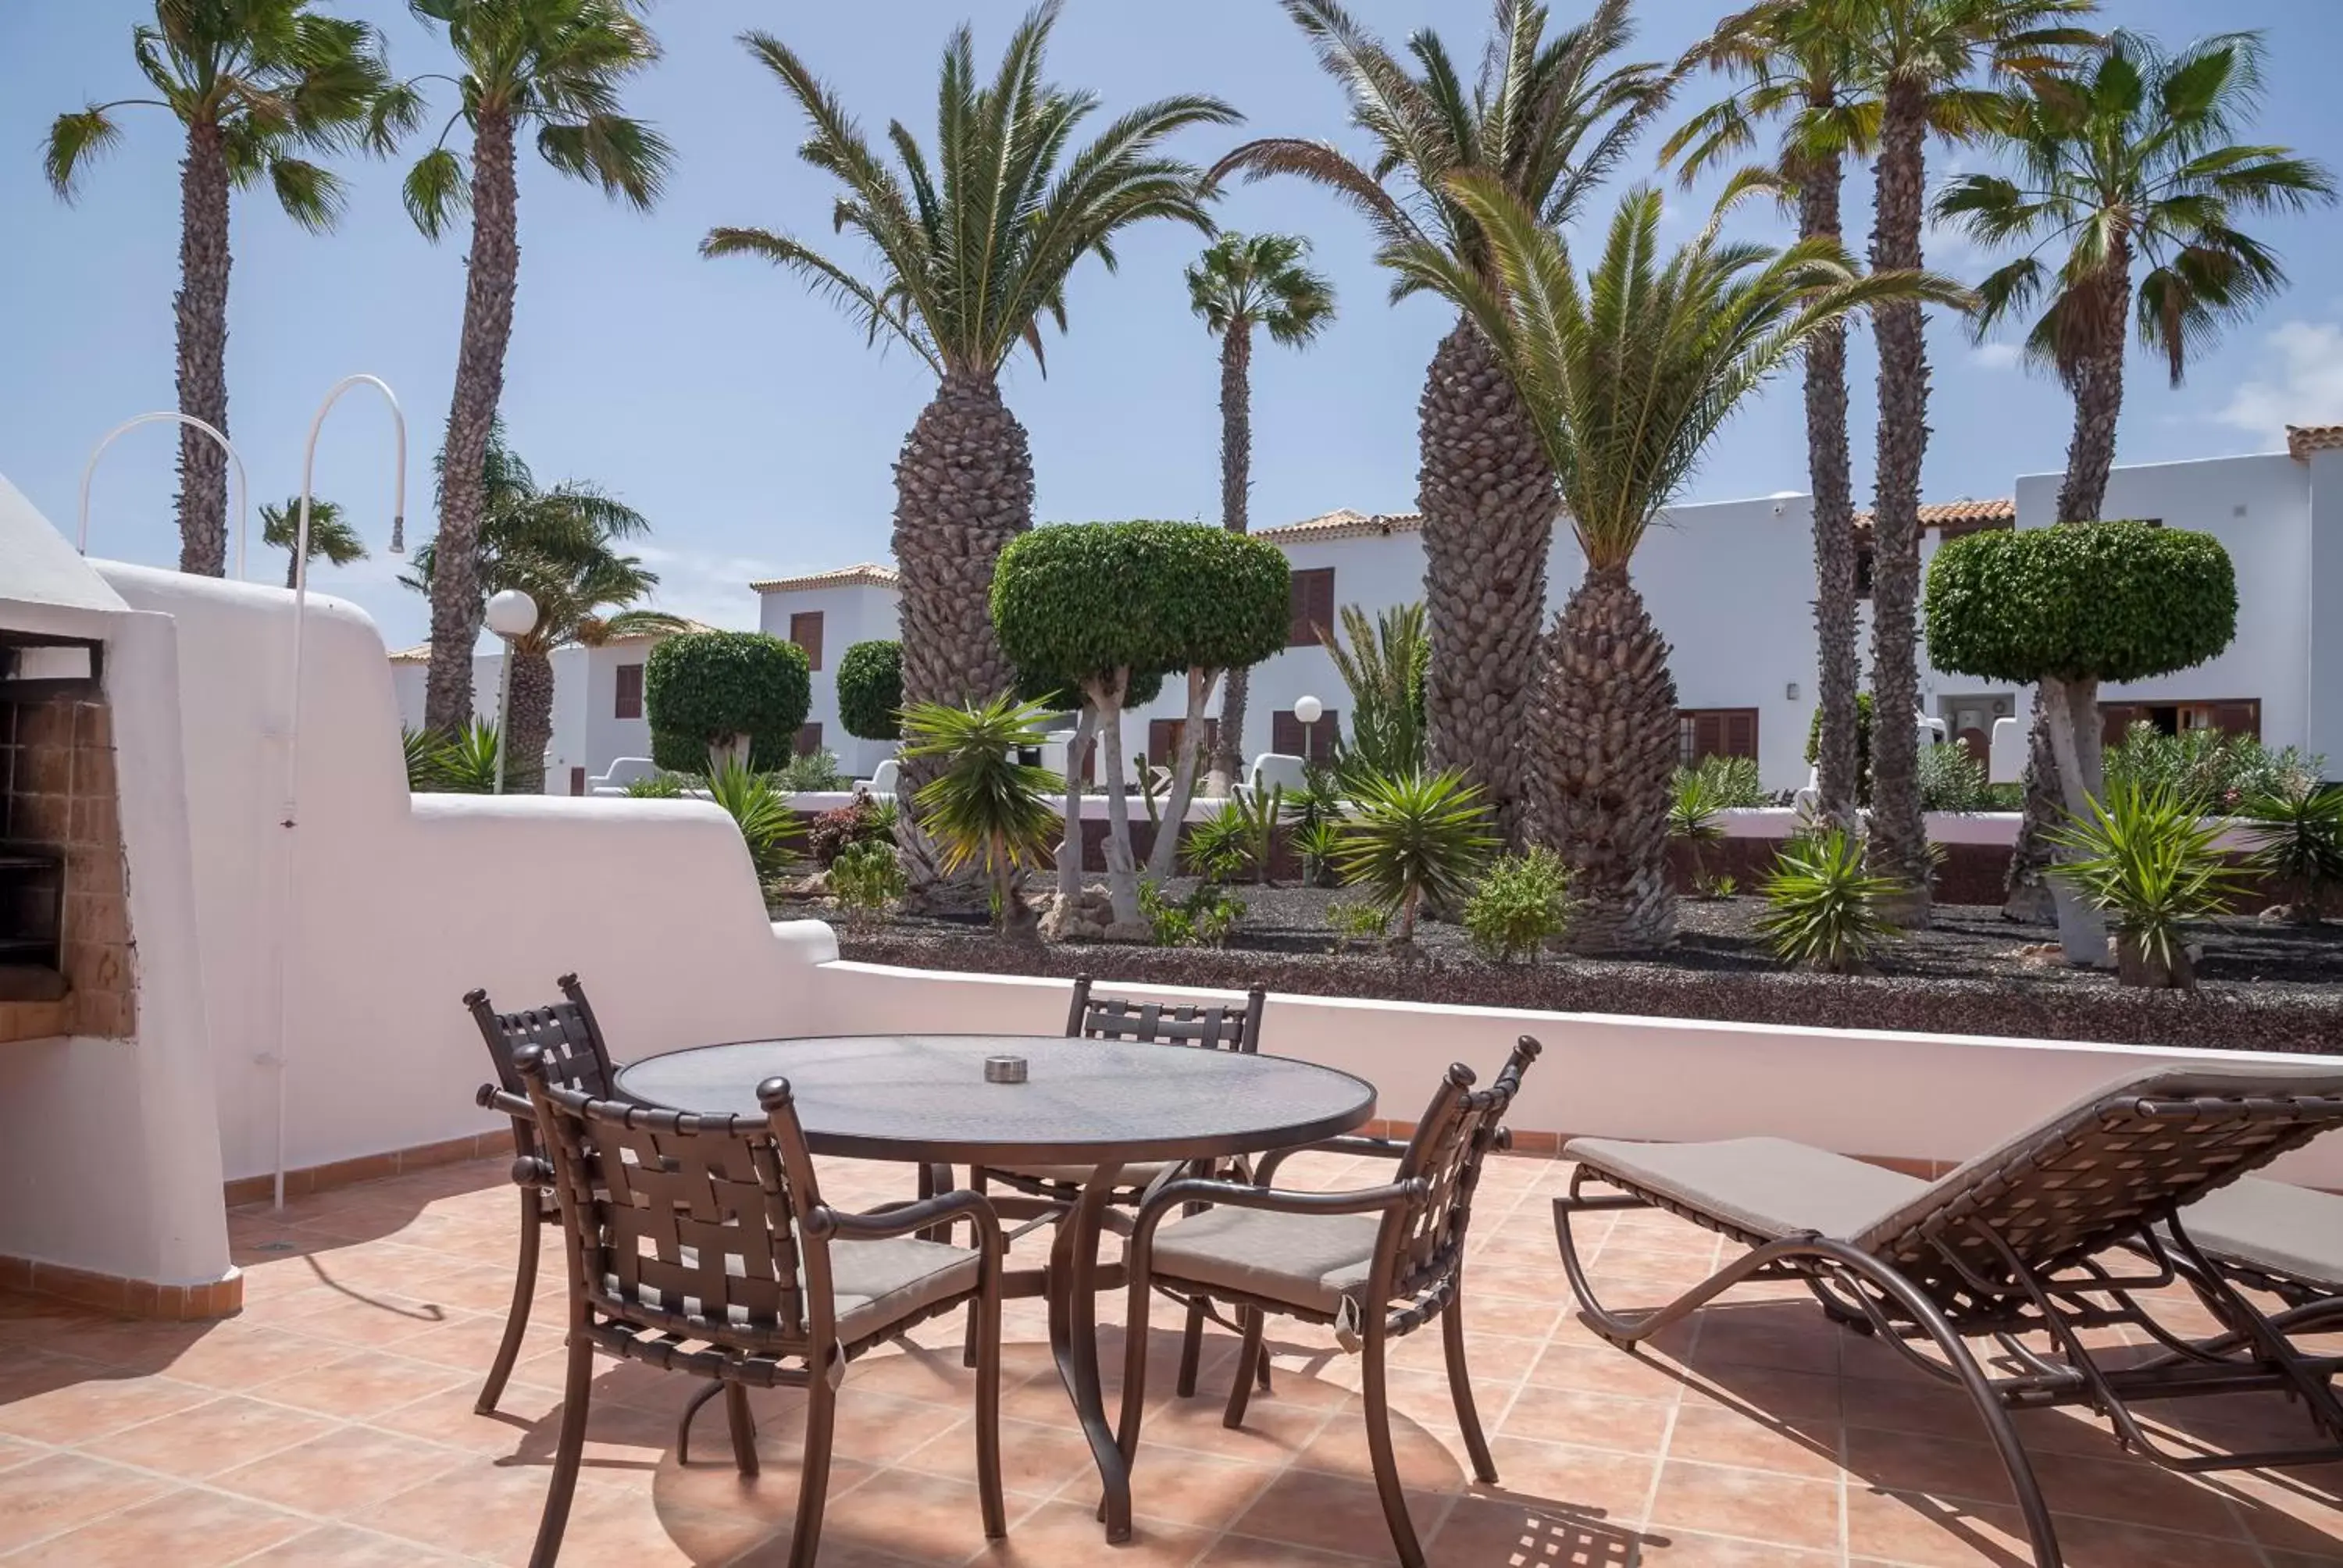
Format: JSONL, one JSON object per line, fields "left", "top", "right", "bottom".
{"left": 1670, "top": 764, "right": 1732, "bottom": 889}
{"left": 1319, "top": 602, "right": 1428, "bottom": 781}
{"left": 401, "top": 725, "right": 446, "bottom": 791}
{"left": 701, "top": 757, "right": 799, "bottom": 880}
{"left": 1756, "top": 826, "right": 1903, "bottom": 973}
{"left": 2242, "top": 779, "right": 2343, "bottom": 925}
{"left": 901, "top": 695, "right": 1061, "bottom": 934}
{"left": 432, "top": 719, "right": 503, "bottom": 795}
{"left": 1182, "top": 805, "right": 1251, "bottom": 883}
{"left": 1333, "top": 769, "right": 1499, "bottom": 944}
{"left": 2046, "top": 780, "right": 2246, "bottom": 988}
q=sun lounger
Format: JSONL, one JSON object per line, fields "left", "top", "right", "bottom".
{"left": 1553, "top": 1064, "right": 2343, "bottom": 1568}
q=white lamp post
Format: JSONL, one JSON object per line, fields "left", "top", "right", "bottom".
{"left": 485, "top": 589, "right": 540, "bottom": 795}
{"left": 1294, "top": 693, "right": 1325, "bottom": 762}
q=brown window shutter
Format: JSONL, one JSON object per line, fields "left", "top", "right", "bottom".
{"left": 2210, "top": 700, "right": 2260, "bottom": 740}
{"left": 1147, "top": 718, "right": 1175, "bottom": 768}
{"left": 789, "top": 611, "right": 825, "bottom": 671}
{"left": 569, "top": 766, "right": 586, "bottom": 796}
{"left": 1271, "top": 710, "right": 1301, "bottom": 755}
{"left": 1315, "top": 709, "right": 1340, "bottom": 762}
{"left": 1725, "top": 711, "right": 1757, "bottom": 759}
{"left": 1694, "top": 712, "right": 1724, "bottom": 761}
{"left": 1288, "top": 568, "right": 1335, "bottom": 648}
{"left": 2101, "top": 703, "right": 2140, "bottom": 750}
{"left": 615, "top": 663, "right": 644, "bottom": 721}
{"left": 795, "top": 722, "right": 822, "bottom": 757}
{"left": 1311, "top": 570, "right": 1336, "bottom": 641}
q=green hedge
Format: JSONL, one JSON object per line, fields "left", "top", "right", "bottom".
{"left": 991, "top": 521, "right": 1290, "bottom": 695}
{"left": 836, "top": 640, "right": 903, "bottom": 741}
{"left": 1926, "top": 522, "right": 2237, "bottom": 684}
{"left": 644, "top": 630, "right": 810, "bottom": 773}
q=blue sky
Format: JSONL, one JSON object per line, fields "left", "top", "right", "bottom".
{"left": 4, "top": 0, "right": 2340, "bottom": 649}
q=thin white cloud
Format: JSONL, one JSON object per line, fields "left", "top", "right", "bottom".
{"left": 630, "top": 541, "right": 779, "bottom": 631}
{"left": 2216, "top": 320, "right": 2343, "bottom": 435}
{"left": 1970, "top": 342, "right": 2023, "bottom": 371}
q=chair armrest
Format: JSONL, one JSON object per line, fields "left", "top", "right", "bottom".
{"left": 1255, "top": 1135, "right": 1409, "bottom": 1188}
{"left": 509, "top": 1154, "right": 554, "bottom": 1188}
{"left": 815, "top": 1190, "right": 1005, "bottom": 1258}
{"left": 476, "top": 1084, "right": 532, "bottom": 1119}
{"left": 1126, "top": 1173, "right": 1428, "bottom": 1258}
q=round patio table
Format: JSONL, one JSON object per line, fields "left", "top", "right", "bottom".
{"left": 615, "top": 1032, "right": 1376, "bottom": 1542}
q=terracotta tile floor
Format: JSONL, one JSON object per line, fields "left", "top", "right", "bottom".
{"left": 0, "top": 1150, "right": 2338, "bottom": 1565}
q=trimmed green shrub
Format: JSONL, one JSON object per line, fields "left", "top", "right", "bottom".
{"left": 1464, "top": 848, "right": 1571, "bottom": 964}
{"left": 1917, "top": 743, "right": 1989, "bottom": 814}
{"left": 776, "top": 747, "right": 843, "bottom": 792}
{"left": 644, "top": 631, "right": 811, "bottom": 774}
{"left": 2048, "top": 781, "right": 2245, "bottom": 988}
{"left": 836, "top": 640, "right": 904, "bottom": 741}
{"left": 1756, "top": 827, "right": 1903, "bottom": 973}
{"left": 2103, "top": 722, "right": 2320, "bottom": 817}
{"left": 1925, "top": 522, "right": 2238, "bottom": 686}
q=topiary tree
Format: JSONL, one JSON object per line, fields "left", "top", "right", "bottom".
{"left": 1805, "top": 692, "right": 1874, "bottom": 803}
{"left": 992, "top": 522, "right": 1287, "bottom": 928}
{"left": 836, "top": 640, "right": 904, "bottom": 743}
{"left": 644, "top": 630, "right": 811, "bottom": 774}
{"left": 1927, "top": 521, "right": 2237, "bottom": 961}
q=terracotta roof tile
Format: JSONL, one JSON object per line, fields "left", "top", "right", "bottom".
{"left": 1852, "top": 497, "right": 2017, "bottom": 529}
{"left": 2288, "top": 425, "right": 2343, "bottom": 461}
{"left": 387, "top": 642, "right": 430, "bottom": 665}
{"left": 747, "top": 562, "right": 900, "bottom": 593}
{"left": 1255, "top": 508, "right": 1425, "bottom": 542}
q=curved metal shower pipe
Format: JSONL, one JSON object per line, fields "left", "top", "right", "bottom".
{"left": 78, "top": 412, "right": 252, "bottom": 579}
{"left": 269, "top": 373, "right": 408, "bottom": 1210}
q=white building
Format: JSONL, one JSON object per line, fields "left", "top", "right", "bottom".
{"left": 389, "top": 622, "right": 713, "bottom": 794}
{"left": 749, "top": 563, "right": 904, "bottom": 779}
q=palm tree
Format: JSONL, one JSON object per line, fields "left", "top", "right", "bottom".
{"left": 259, "top": 495, "right": 369, "bottom": 589}
{"left": 1391, "top": 176, "right": 1956, "bottom": 952}
{"left": 370, "top": 0, "right": 671, "bottom": 736}
{"left": 1186, "top": 231, "right": 1336, "bottom": 794}
{"left": 1842, "top": 0, "right": 2095, "bottom": 923}
{"left": 703, "top": 2, "right": 1235, "bottom": 879}
{"left": 1938, "top": 30, "right": 2334, "bottom": 912}
{"left": 45, "top": 2, "right": 391, "bottom": 577}
{"left": 401, "top": 422, "right": 679, "bottom": 795}
{"left": 1215, "top": 0, "right": 1674, "bottom": 844}
{"left": 1665, "top": 1, "right": 1878, "bottom": 827}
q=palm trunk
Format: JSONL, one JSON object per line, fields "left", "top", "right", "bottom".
{"left": 1057, "top": 705, "right": 1097, "bottom": 903}
{"left": 1866, "top": 80, "right": 1933, "bottom": 925}
{"left": 890, "top": 372, "right": 1033, "bottom": 890}
{"left": 284, "top": 551, "right": 301, "bottom": 591}
{"left": 504, "top": 644, "right": 555, "bottom": 796}
{"left": 1150, "top": 668, "right": 1218, "bottom": 880}
{"left": 2010, "top": 254, "right": 2135, "bottom": 919}
{"left": 425, "top": 109, "right": 520, "bottom": 736}
{"left": 174, "top": 120, "right": 231, "bottom": 577}
{"left": 1796, "top": 145, "right": 1860, "bottom": 826}
{"left": 1421, "top": 318, "right": 1557, "bottom": 846}
{"left": 1533, "top": 565, "right": 1678, "bottom": 953}
{"left": 1208, "top": 324, "right": 1254, "bottom": 795}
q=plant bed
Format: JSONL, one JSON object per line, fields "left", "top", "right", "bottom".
{"left": 772, "top": 881, "right": 2343, "bottom": 1056}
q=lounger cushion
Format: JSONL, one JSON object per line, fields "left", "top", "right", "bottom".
{"left": 1147, "top": 1207, "right": 1385, "bottom": 1314}
{"left": 831, "top": 1237, "right": 983, "bottom": 1341}
{"left": 2180, "top": 1175, "right": 2343, "bottom": 1290}
{"left": 1567, "top": 1136, "right": 1928, "bottom": 1242}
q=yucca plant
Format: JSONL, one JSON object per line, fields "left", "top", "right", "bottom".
{"left": 1182, "top": 804, "right": 1252, "bottom": 884}
{"left": 433, "top": 719, "right": 503, "bottom": 794}
{"left": 401, "top": 725, "right": 446, "bottom": 792}
{"left": 702, "top": 757, "right": 800, "bottom": 881}
{"left": 1319, "top": 603, "right": 1428, "bottom": 780}
{"left": 1296, "top": 818, "right": 1345, "bottom": 889}
{"left": 901, "top": 696, "right": 1062, "bottom": 935}
{"left": 1756, "top": 826, "right": 1903, "bottom": 973}
{"left": 2243, "top": 779, "right": 2343, "bottom": 925}
{"left": 1670, "top": 765, "right": 1731, "bottom": 890}
{"left": 2047, "top": 780, "right": 2247, "bottom": 989}
{"left": 1333, "top": 769, "right": 1499, "bottom": 945}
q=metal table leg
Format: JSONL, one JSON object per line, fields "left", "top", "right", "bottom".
{"left": 1047, "top": 1160, "right": 1131, "bottom": 1541}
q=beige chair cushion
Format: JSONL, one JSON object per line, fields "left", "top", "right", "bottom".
{"left": 1149, "top": 1207, "right": 1385, "bottom": 1314}
{"left": 2177, "top": 1175, "right": 2343, "bottom": 1289}
{"left": 987, "top": 1160, "right": 1179, "bottom": 1189}
{"left": 1566, "top": 1135, "right": 1928, "bottom": 1243}
{"left": 832, "top": 1236, "right": 982, "bottom": 1342}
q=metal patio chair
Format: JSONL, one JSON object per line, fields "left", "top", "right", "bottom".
{"left": 1116, "top": 1036, "right": 1542, "bottom": 1568}
{"left": 1553, "top": 1063, "right": 2343, "bottom": 1568}
{"left": 500, "top": 1046, "right": 1007, "bottom": 1568}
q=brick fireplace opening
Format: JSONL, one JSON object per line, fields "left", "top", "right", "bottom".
{"left": 0, "top": 635, "right": 134, "bottom": 1044}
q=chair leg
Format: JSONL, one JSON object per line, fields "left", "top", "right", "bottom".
{"left": 961, "top": 1167, "right": 989, "bottom": 1370}
{"left": 787, "top": 1364, "right": 839, "bottom": 1568}
{"left": 724, "top": 1381, "right": 758, "bottom": 1477}
{"left": 528, "top": 1322, "right": 594, "bottom": 1568}
{"left": 1443, "top": 1292, "right": 1497, "bottom": 1485}
{"left": 1175, "top": 1296, "right": 1205, "bottom": 1399}
{"left": 974, "top": 1277, "right": 1007, "bottom": 1539}
{"left": 1361, "top": 1324, "right": 1425, "bottom": 1568}
{"left": 1223, "top": 1307, "right": 1265, "bottom": 1430}
{"left": 477, "top": 1193, "right": 540, "bottom": 1415}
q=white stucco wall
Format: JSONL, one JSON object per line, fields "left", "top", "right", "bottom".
{"left": 756, "top": 580, "right": 902, "bottom": 779}
{"left": 100, "top": 564, "right": 839, "bottom": 1185}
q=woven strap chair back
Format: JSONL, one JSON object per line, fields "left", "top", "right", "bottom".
{"left": 467, "top": 975, "right": 615, "bottom": 1102}
{"left": 522, "top": 1063, "right": 825, "bottom": 1355}
{"left": 1856, "top": 1071, "right": 2343, "bottom": 1313}
{"left": 1065, "top": 975, "right": 1266, "bottom": 1054}
{"left": 1388, "top": 1038, "right": 1542, "bottom": 1296}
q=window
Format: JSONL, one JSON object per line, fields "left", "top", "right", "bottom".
{"left": 1677, "top": 708, "right": 1758, "bottom": 767}
{"left": 1271, "top": 707, "right": 1341, "bottom": 763}
{"left": 1287, "top": 567, "right": 1336, "bottom": 648}
{"left": 1146, "top": 718, "right": 1218, "bottom": 768}
{"left": 614, "top": 663, "right": 644, "bottom": 720}
{"left": 789, "top": 611, "right": 825, "bottom": 671}
{"left": 794, "top": 722, "right": 824, "bottom": 757}
{"left": 2100, "top": 699, "right": 2259, "bottom": 747}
